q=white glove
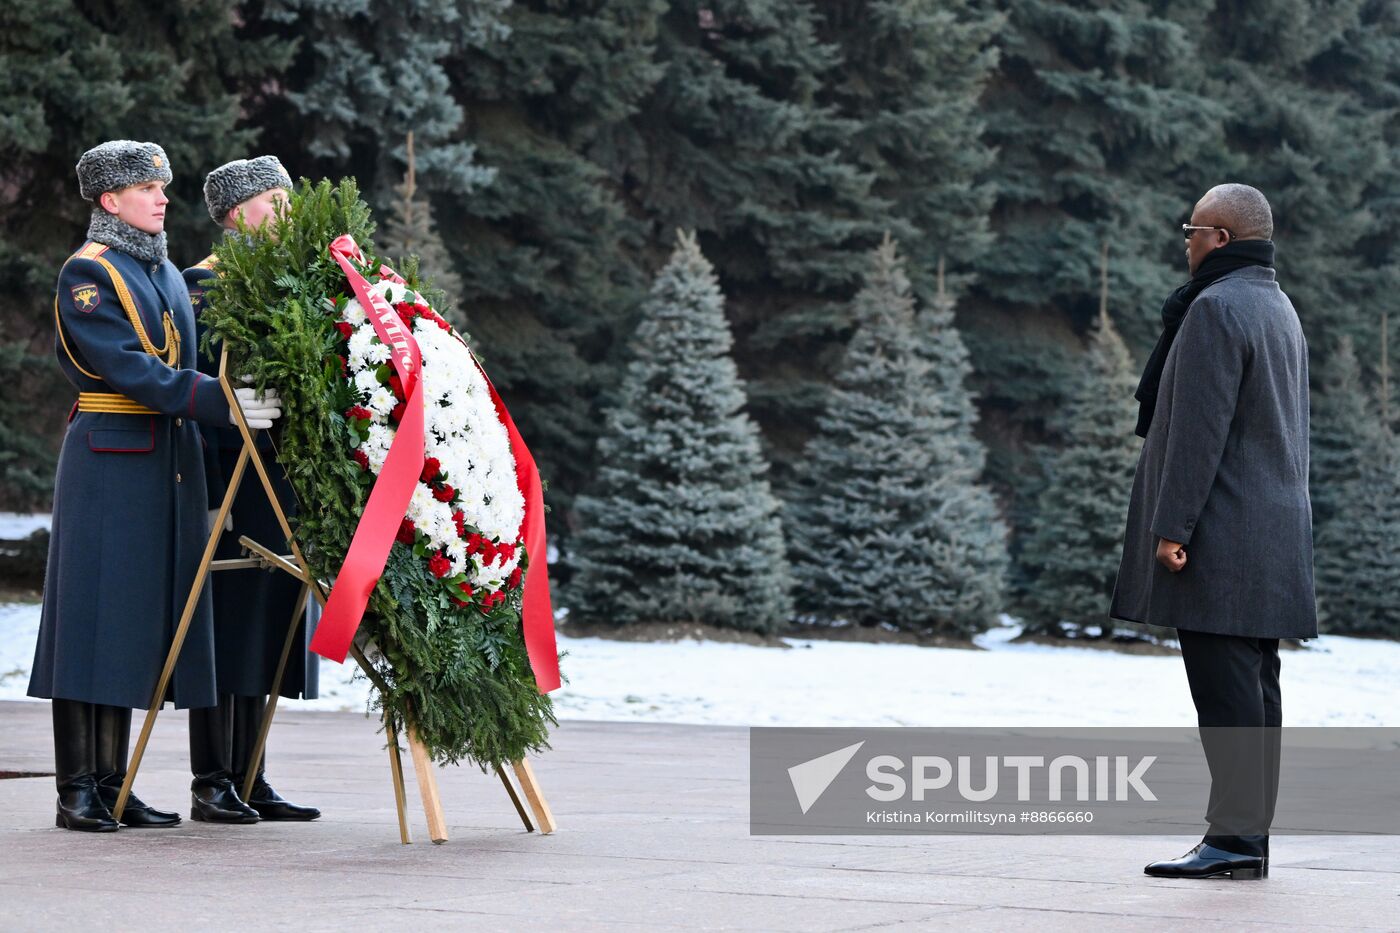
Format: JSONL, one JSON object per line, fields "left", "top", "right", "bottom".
{"left": 231, "top": 385, "right": 283, "bottom": 430}
{"left": 207, "top": 509, "right": 232, "bottom": 534}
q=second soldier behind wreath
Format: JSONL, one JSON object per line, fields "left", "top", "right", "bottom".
{"left": 182, "top": 156, "right": 320, "bottom": 823}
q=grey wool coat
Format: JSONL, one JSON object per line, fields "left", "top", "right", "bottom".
{"left": 1109, "top": 265, "right": 1318, "bottom": 640}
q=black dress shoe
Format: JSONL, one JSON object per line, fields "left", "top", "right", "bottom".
{"left": 240, "top": 775, "right": 320, "bottom": 822}
{"left": 1145, "top": 842, "right": 1268, "bottom": 879}
{"left": 55, "top": 775, "right": 119, "bottom": 832}
{"left": 96, "top": 771, "right": 181, "bottom": 827}
{"left": 190, "top": 774, "right": 259, "bottom": 824}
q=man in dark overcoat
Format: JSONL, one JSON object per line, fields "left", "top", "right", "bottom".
{"left": 182, "top": 156, "right": 320, "bottom": 823}
{"left": 1110, "top": 183, "right": 1316, "bottom": 880}
{"left": 29, "top": 141, "right": 283, "bottom": 832}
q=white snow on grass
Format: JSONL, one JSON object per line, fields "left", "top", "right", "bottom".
{"left": 2, "top": 601, "right": 1395, "bottom": 726}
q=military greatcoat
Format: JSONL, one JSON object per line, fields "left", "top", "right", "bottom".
{"left": 29, "top": 240, "right": 230, "bottom": 710}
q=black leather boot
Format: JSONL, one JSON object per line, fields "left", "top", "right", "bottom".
{"left": 232, "top": 694, "right": 320, "bottom": 822}
{"left": 1144, "top": 842, "right": 1267, "bottom": 879}
{"left": 52, "top": 699, "right": 117, "bottom": 832}
{"left": 95, "top": 705, "right": 179, "bottom": 827}
{"left": 189, "top": 698, "right": 258, "bottom": 824}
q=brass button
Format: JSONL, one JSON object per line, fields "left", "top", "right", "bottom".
{"left": 176, "top": 472, "right": 182, "bottom": 483}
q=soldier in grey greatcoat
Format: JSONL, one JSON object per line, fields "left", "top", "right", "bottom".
{"left": 1110, "top": 184, "right": 1315, "bottom": 880}
{"left": 29, "top": 141, "right": 283, "bottom": 832}
{"left": 181, "top": 156, "right": 320, "bottom": 823}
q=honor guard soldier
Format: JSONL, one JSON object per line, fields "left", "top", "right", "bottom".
{"left": 182, "top": 156, "right": 320, "bottom": 823}
{"left": 29, "top": 140, "right": 284, "bottom": 832}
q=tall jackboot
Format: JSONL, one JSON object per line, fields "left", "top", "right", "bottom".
{"left": 188, "top": 695, "right": 258, "bottom": 824}
{"left": 52, "top": 699, "right": 116, "bottom": 832}
{"left": 94, "top": 705, "right": 179, "bottom": 827}
{"left": 231, "top": 694, "right": 319, "bottom": 822}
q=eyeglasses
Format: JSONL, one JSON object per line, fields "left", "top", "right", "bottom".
{"left": 1182, "top": 224, "right": 1233, "bottom": 241}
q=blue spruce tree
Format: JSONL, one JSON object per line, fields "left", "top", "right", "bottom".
{"left": 787, "top": 236, "right": 1007, "bottom": 635}
{"left": 1019, "top": 250, "right": 1140, "bottom": 637}
{"left": 568, "top": 231, "right": 793, "bottom": 633}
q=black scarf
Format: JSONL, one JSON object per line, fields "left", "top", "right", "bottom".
{"left": 1133, "top": 239, "right": 1275, "bottom": 437}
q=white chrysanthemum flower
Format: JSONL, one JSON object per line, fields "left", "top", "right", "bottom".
{"left": 347, "top": 327, "right": 376, "bottom": 359}
{"left": 353, "top": 370, "right": 381, "bottom": 398}
{"left": 342, "top": 300, "right": 367, "bottom": 326}
{"left": 366, "top": 386, "right": 396, "bottom": 416}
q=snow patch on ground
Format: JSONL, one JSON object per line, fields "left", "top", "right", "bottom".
{"left": 2, "top": 602, "right": 1393, "bottom": 726}
{"left": 0, "top": 512, "right": 50, "bottom": 540}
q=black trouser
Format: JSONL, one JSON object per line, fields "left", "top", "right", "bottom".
{"left": 1176, "top": 628, "right": 1282, "bottom": 858}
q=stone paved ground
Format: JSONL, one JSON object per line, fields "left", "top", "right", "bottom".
{"left": 0, "top": 700, "right": 1395, "bottom": 931}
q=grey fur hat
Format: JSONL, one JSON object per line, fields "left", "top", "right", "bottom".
{"left": 76, "top": 140, "right": 172, "bottom": 201}
{"left": 203, "top": 155, "right": 293, "bottom": 224}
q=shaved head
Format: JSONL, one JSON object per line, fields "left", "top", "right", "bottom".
{"left": 1195, "top": 183, "right": 1273, "bottom": 240}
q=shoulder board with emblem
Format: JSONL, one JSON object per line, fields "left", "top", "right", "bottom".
{"left": 72, "top": 242, "right": 109, "bottom": 261}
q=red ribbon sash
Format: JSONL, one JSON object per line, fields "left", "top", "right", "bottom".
{"left": 470, "top": 354, "right": 561, "bottom": 693}
{"left": 310, "top": 235, "right": 425, "bottom": 663}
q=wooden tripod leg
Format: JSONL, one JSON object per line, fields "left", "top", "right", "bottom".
{"left": 240, "top": 583, "right": 312, "bottom": 801}
{"left": 386, "top": 716, "right": 412, "bottom": 845}
{"left": 496, "top": 764, "right": 535, "bottom": 832}
{"left": 114, "top": 445, "right": 250, "bottom": 821}
{"left": 406, "top": 721, "right": 449, "bottom": 845}
{"left": 511, "top": 758, "right": 556, "bottom": 834}
{"left": 348, "top": 646, "right": 412, "bottom": 844}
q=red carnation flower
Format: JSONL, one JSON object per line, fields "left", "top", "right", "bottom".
{"left": 345, "top": 405, "right": 373, "bottom": 421}
{"left": 435, "top": 316, "right": 451, "bottom": 331}
{"left": 390, "top": 401, "right": 406, "bottom": 423}
{"left": 388, "top": 374, "right": 405, "bottom": 400}
{"left": 458, "top": 582, "right": 474, "bottom": 599}
{"left": 508, "top": 567, "right": 522, "bottom": 589}
{"left": 449, "top": 596, "right": 468, "bottom": 608}
{"left": 432, "top": 483, "right": 456, "bottom": 503}
{"left": 421, "top": 457, "right": 442, "bottom": 483}
{"left": 465, "top": 534, "right": 484, "bottom": 556}
{"left": 336, "top": 354, "right": 348, "bottom": 374}
{"left": 352, "top": 449, "right": 369, "bottom": 471}
{"left": 451, "top": 510, "right": 466, "bottom": 537}
{"left": 427, "top": 552, "right": 452, "bottom": 578}
{"left": 334, "top": 322, "right": 353, "bottom": 339}
{"left": 396, "top": 519, "right": 415, "bottom": 545}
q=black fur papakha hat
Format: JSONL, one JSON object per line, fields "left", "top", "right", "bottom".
{"left": 203, "top": 155, "right": 293, "bottom": 224}
{"left": 76, "top": 140, "right": 172, "bottom": 201}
